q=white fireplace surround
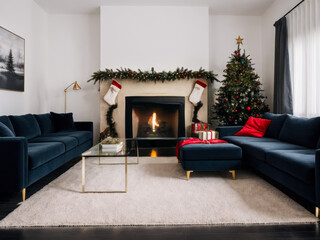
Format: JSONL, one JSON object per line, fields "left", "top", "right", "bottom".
{"left": 100, "top": 79, "right": 208, "bottom": 138}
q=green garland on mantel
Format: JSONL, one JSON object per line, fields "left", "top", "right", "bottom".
{"left": 88, "top": 67, "right": 218, "bottom": 84}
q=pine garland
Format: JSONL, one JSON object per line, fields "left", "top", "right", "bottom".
{"left": 99, "top": 104, "right": 119, "bottom": 140}
{"left": 88, "top": 67, "right": 218, "bottom": 84}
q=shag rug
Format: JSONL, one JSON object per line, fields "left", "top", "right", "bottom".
{"left": 0, "top": 157, "right": 317, "bottom": 227}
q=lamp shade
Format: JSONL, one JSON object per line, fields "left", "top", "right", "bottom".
{"left": 73, "top": 81, "right": 81, "bottom": 90}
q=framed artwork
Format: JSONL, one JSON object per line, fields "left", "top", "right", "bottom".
{"left": 0, "top": 26, "right": 25, "bottom": 92}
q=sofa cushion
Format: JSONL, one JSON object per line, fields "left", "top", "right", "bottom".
{"left": 34, "top": 113, "right": 54, "bottom": 135}
{"left": 179, "top": 143, "right": 242, "bottom": 161}
{"left": 241, "top": 141, "right": 306, "bottom": 162}
{"left": 29, "top": 136, "right": 78, "bottom": 151}
{"left": 222, "top": 136, "right": 281, "bottom": 147}
{"left": 47, "top": 131, "right": 92, "bottom": 145}
{"left": 263, "top": 112, "right": 287, "bottom": 139}
{"left": 50, "top": 112, "right": 75, "bottom": 132}
{"left": 234, "top": 117, "right": 271, "bottom": 138}
{"left": 279, "top": 115, "right": 320, "bottom": 148}
{"left": 9, "top": 114, "right": 41, "bottom": 140}
{"left": 0, "top": 122, "right": 15, "bottom": 137}
{"left": 28, "top": 142, "right": 65, "bottom": 169}
{"left": 0, "top": 116, "right": 15, "bottom": 135}
{"left": 266, "top": 149, "right": 316, "bottom": 184}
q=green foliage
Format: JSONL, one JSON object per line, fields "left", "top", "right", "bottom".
{"left": 99, "top": 104, "right": 119, "bottom": 141}
{"left": 214, "top": 45, "right": 269, "bottom": 126}
{"left": 6, "top": 49, "right": 15, "bottom": 73}
{"left": 88, "top": 67, "right": 218, "bottom": 84}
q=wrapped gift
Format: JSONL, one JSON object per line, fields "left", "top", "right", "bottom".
{"left": 198, "top": 130, "right": 219, "bottom": 140}
{"left": 192, "top": 122, "right": 209, "bottom": 133}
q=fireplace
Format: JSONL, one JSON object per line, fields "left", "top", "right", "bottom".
{"left": 125, "top": 96, "right": 185, "bottom": 147}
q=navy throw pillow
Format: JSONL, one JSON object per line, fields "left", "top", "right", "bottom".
{"left": 0, "top": 122, "right": 15, "bottom": 137}
{"left": 262, "top": 112, "right": 288, "bottom": 139}
{"left": 50, "top": 112, "right": 75, "bottom": 132}
{"left": 0, "top": 116, "right": 16, "bottom": 135}
{"left": 34, "top": 113, "right": 54, "bottom": 135}
{"left": 279, "top": 115, "right": 320, "bottom": 148}
{"left": 9, "top": 114, "right": 41, "bottom": 140}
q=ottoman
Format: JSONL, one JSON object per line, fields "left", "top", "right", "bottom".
{"left": 178, "top": 143, "right": 242, "bottom": 180}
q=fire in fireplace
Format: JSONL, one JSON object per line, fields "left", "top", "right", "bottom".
{"left": 125, "top": 96, "right": 185, "bottom": 144}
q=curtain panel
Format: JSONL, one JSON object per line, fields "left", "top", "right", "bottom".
{"left": 287, "top": 0, "right": 320, "bottom": 117}
{"left": 273, "top": 17, "right": 293, "bottom": 114}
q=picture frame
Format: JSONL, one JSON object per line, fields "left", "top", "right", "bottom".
{"left": 0, "top": 26, "right": 25, "bottom": 92}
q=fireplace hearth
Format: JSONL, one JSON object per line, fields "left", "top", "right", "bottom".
{"left": 125, "top": 96, "right": 185, "bottom": 147}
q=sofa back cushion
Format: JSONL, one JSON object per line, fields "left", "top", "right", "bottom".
{"left": 279, "top": 115, "right": 320, "bottom": 148}
{"left": 0, "top": 122, "right": 15, "bottom": 137}
{"left": 9, "top": 114, "right": 41, "bottom": 140}
{"left": 262, "top": 112, "right": 287, "bottom": 139}
{"left": 0, "top": 116, "right": 15, "bottom": 135}
{"left": 50, "top": 112, "right": 75, "bottom": 132}
{"left": 34, "top": 113, "right": 54, "bottom": 135}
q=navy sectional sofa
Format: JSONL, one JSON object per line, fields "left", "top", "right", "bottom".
{"left": 216, "top": 113, "right": 320, "bottom": 217}
{"left": 0, "top": 113, "right": 93, "bottom": 201}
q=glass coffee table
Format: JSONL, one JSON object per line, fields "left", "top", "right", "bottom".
{"left": 81, "top": 139, "right": 138, "bottom": 193}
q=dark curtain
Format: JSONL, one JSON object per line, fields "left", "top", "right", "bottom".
{"left": 273, "top": 17, "right": 293, "bottom": 114}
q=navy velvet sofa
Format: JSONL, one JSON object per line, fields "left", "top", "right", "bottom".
{"left": 216, "top": 113, "right": 320, "bottom": 216}
{"left": 0, "top": 113, "right": 93, "bottom": 201}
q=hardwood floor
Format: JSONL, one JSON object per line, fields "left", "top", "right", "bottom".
{"left": 0, "top": 155, "right": 319, "bottom": 240}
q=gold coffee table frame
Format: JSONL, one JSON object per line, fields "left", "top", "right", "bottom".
{"left": 81, "top": 139, "right": 138, "bottom": 193}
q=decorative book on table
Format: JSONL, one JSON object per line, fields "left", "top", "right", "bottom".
{"left": 100, "top": 138, "right": 123, "bottom": 153}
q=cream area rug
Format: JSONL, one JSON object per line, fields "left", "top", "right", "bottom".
{"left": 0, "top": 157, "right": 317, "bottom": 227}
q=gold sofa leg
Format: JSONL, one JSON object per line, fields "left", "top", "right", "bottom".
{"left": 229, "top": 170, "right": 236, "bottom": 180}
{"left": 22, "top": 188, "right": 26, "bottom": 201}
{"left": 316, "top": 206, "right": 319, "bottom": 218}
{"left": 186, "top": 171, "right": 193, "bottom": 181}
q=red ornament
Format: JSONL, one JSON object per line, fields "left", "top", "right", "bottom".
{"left": 236, "top": 95, "right": 239, "bottom": 99}
{"left": 235, "top": 79, "right": 238, "bottom": 82}
{"left": 198, "top": 74, "right": 201, "bottom": 77}
{"left": 235, "top": 51, "right": 238, "bottom": 54}
{"left": 234, "top": 109, "right": 238, "bottom": 113}
{"left": 256, "top": 114, "right": 260, "bottom": 118}
{"left": 246, "top": 106, "right": 251, "bottom": 111}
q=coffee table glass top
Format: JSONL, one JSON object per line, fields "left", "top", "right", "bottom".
{"left": 82, "top": 139, "right": 137, "bottom": 158}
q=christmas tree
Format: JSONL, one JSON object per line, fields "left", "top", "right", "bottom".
{"left": 6, "top": 49, "right": 15, "bottom": 73}
{"left": 214, "top": 36, "right": 269, "bottom": 126}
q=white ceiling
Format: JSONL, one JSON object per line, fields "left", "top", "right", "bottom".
{"left": 34, "top": 0, "right": 276, "bottom": 15}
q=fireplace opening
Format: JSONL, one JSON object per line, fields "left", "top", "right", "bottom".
{"left": 125, "top": 96, "right": 185, "bottom": 148}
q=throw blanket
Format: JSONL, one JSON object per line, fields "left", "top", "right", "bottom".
{"left": 176, "top": 138, "right": 228, "bottom": 159}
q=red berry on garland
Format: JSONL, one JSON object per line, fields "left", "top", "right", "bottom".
{"left": 226, "top": 64, "right": 229, "bottom": 68}
{"left": 256, "top": 114, "right": 260, "bottom": 118}
{"left": 158, "top": 75, "right": 161, "bottom": 78}
{"left": 257, "top": 100, "right": 260, "bottom": 104}
{"left": 198, "top": 74, "right": 201, "bottom": 77}
{"left": 246, "top": 106, "right": 251, "bottom": 111}
{"left": 234, "top": 109, "right": 238, "bottom": 113}
{"left": 181, "top": 73, "right": 184, "bottom": 77}
{"left": 130, "top": 73, "right": 134, "bottom": 77}
{"left": 235, "top": 51, "right": 238, "bottom": 54}
{"left": 218, "top": 98, "right": 222, "bottom": 102}
{"left": 236, "top": 95, "right": 239, "bottom": 99}
{"left": 235, "top": 79, "right": 238, "bottom": 82}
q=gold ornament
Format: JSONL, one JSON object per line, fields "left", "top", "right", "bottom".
{"left": 236, "top": 36, "right": 243, "bottom": 45}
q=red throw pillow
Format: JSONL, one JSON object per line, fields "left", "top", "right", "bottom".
{"left": 235, "top": 117, "right": 271, "bottom": 138}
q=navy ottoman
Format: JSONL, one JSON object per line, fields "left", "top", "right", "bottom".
{"left": 178, "top": 143, "right": 242, "bottom": 180}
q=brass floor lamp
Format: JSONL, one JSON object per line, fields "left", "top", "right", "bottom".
{"left": 64, "top": 81, "right": 81, "bottom": 113}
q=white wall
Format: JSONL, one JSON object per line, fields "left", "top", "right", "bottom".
{"left": 261, "top": 0, "right": 301, "bottom": 111}
{"left": 100, "top": 6, "right": 209, "bottom": 70}
{"left": 0, "top": 0, "right": 48, "bottom": 115}
{"left": 46, "top": 14, "right": 100, "bottom": 142}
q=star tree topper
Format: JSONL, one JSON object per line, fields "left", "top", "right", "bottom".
{"left": 236, "top": 36, "right": 243, "bottom": 45}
